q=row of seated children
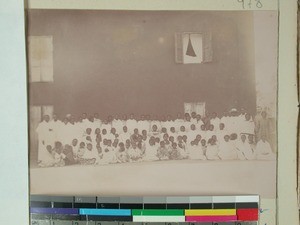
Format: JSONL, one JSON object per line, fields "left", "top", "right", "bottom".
{"left": 38, "top": 128, "right": 275, "bottom": 167}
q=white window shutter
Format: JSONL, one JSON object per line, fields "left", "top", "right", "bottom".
{"left": 203, "top": 31, "right": 213, "bottom": 63}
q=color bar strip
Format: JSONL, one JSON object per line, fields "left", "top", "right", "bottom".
{"left": 79, "top": 209, "right": 131, "bottom": 216}
{"left": 186, "top": 215, "right": 237, "bottom": 222}
{"left": 133, "top": 216, "right": 185, "bottom": 222}
{"left": 132, "top": 209, "right": 184, "bottom": 216}
{"left": 185, "top": 209, "right": 236, "bottom": 216}
{"left": 237, "top": 208, "right": 259, "bottom": 221}
{"left": 30, "top": 208, "right": 79, "bottom": 215}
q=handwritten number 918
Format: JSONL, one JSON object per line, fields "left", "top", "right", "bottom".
{"left": 237, "top": 0, "right": 263, "bottom": 9}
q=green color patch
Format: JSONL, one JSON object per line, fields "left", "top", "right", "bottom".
{"left": 132, "top": 209, "right": 184, "bottom": 216}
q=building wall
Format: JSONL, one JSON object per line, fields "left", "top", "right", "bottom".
{"left": 28, "top": 10, "right": 255, "bottom": 119}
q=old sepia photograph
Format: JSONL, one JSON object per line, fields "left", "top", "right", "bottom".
{"left": 27, "top": 10, "right": 278, "bottom": 197}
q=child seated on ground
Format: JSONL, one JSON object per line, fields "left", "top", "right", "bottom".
{"left": 157, "top": 141, "right": 169, "bottom": 160}
{"left": 206, "top": 138, "right": 220, "bottom": 160}
{"left": 188, "top": 140, "right": 206, "bottom": 160}
{"left": 53, "top": 142, "right": 65, "bottom": 167}
{"left": 116, "top": 142, "right": 129, "bottom": 163}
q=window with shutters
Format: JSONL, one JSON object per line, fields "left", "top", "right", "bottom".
{"left": 175, "top": 32, "right": 212, "bottom": 64}
{"left": 28, "top": 36, "right": 54, "bottom": 82}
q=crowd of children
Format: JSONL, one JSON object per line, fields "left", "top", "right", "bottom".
{"left": 35, "top": 108, "right": 276, "bottom": 167}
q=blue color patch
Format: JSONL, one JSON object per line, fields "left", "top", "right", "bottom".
{"left": 79, "top": 208, "right": 131, "bottom": 216}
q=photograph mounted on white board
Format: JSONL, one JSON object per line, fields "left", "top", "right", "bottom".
{"left": 28, "top": 10, "right": 277, "bottom": 197}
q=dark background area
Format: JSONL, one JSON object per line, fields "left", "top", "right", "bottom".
{"left": 28, "top": 10, "right": 256, "bottom": 119}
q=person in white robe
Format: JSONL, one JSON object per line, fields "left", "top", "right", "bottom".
{"left": 174, "top": 113, "right": 184, "bottom": 132}
{"left": 195, "top": 114, "right": 204, "bottom": 130}
{"left": 71, "top": 138, "right": 79, "bottom": 156}
{"left": 96, "top": 144, "right": 103, "bottom": 161}
{"left": 48, "top": 114, "right": 63, "bottom": 142}
{"left": 108, "top": 127, "right": 118, "bottom": 140}
{"left": 248, "top": 135, "right": 256, "bottom": 153}
{"left": 119, "top": 126, "right": 131, "bottom": 143}
{"left": 200, "top": 139, "right": 207, "bottom": 156}
{"left": 157, "top": 141, "right": 169, "bottom": 160}
{"left": 210, "top": 112, "right": 221, "bottom": 130}
{"left": 216, "top": 123, "right": 228, "bottom": 143}
{"left": 127, "top": 142, "right": 142, "bottom": 161}
{"left": 168, "top": 142, "right": 181, "bottom": 160}
{"left": 190, "top": 112, "right": 197, "bottom": 124}
{"left": 150, "top": 119, "right": 161, "bottom": 132}
{"left": 169, "top": 127, "right": 178, "bottom": 140}
{"left": 93, "top": 113, "right": 102, "bottom": 128}
{"left": 238, "top": 108, "right": 247, "bottom": 123}
{"left": 144, "top": 138, "right": 158, "bottom": 161}
{"left": 127, "top": 114, "right": 138, "bottom": 134}
{"left": 218, "top": 135, "right": 238, "bottom": 160}
{"left": 52, "top": 142, "right": 65, "bottom": 167}
{"left": 38, "top": 145, "right": 55, "bottom": 167}
{"left": 101, "top": 146, "right": 117, "bottom": 164}
{"left": 188, "top": 141, "right": 206, "bottom": 160}
{"left": 206, "top": 124, "right": 215, "bottom": 142}
{"left": 195, "top": 134, "right": 202, "bottom": 145}
{"left": 111, "top": 115, "right": 123, "bottom": 134}
{"left": 80, "top": 143, "right": 97, "bottom": 164}
{"left": 187, "top": 124, "right": 198, "bottom": 143}
{"left": 220, "top": 111, "right": 230, "bottom": 130}
{"left": 138, "top": 115, "right": 151, "bottom": 132}
{"left": 101, "top": 120, "right": 112, "bottom": 133}
{"left": 227, "top": 109, "right": 240, "bottom": 134}
{"left": 116, "top": 142, "right": 129, "bottom": 163}
{"left": 149, "top": 124, "right": 160, "bottom": 138}
{"left": 36, "top": 115, "right": 56, "bottom": 163}
{"left": 199, "top": 124, "right": 207, "bottom": 141}
{"left": 178, "top": 126, "right": 187, "bottom": 137}
{"left": 243, "top": 114, "right": 255, "bottom": 135}
{"left": 206, "top": 139, "right": 220, "bottom": 160}
{"left": 255, "top": 135, "right": 276, "bottom": 160}
{"left": 235, "top": 134, "right": 255, "bottom": 160}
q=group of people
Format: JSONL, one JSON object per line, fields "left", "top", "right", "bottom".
{"left": 35, "top": 108, "right": 276, "bottom": 167}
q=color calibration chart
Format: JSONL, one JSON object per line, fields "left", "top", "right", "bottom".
{"left": 30, "top": 195, "right": 259, "bottom": 225}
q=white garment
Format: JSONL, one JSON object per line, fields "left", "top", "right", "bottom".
{"left": 186, "top": 130, "right": 199, "bottom": 143}
{"left": 112, "top": 119, "right": 124, "bottom": 134}
{"left": 183, "top": 121, "right": 193, "bottom": 131}
{"left": 161, "top": 121, "right": 173, "bottom": 132}
{"left": 138, "top": 120, "right": 151, "bottom": 132}
{"left": 210, "top": 117, "right": 221, "bottom": 130}
{"left": 38, "top": 145, "right": 55, "bottom": 167}
{"left": 235, "top": 140, "right": 255, "bottom": 160}
{"left": 188, "top": 145, "right": 206, "bottom": 160}
{"left": 206, "top": 144, "right": 219, "bottom": 160}
{"left": 218, "top": 141, "right": 238, "bottom": 160}
{"left": 101, "top": 150, "right": 117, "bottom": 164}
{"left": 216, "top": 129, "right": 228, "bottom": 143}
{"left": 94, "top": 118, "right": 102, "bottom": 128}
{"left": 195, "top": 120, "right": 204, "bottom": 130}
{"left": 206, "top": 130, "right": 216, "bottom": 141}
{"left": 255, "top": 140, "right": 276, "bottom": 160}
{"left": 126, "top": 119, "right": 138, "bottom": 134}
{"left": 101, "top": 123, "right": 112, "bottom": 133}
{"left": 144, "top": 144, "right": 158, "bottom": 161}
{"left": 36, "top": 121, "right": 55, "bottom": 162}
{"left": 119, "top": 132, "right": 131, "bottom": 143}
{"left": 150, "top": 121, "right": 162, "bottom": 132}
{"left": 174, "top": 119, "right": 184, "bottom": 132}
{"left": 240, "top": 120, "right": 255, "bottom": 135}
